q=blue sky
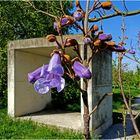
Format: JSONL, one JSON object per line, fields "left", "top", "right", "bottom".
{"left": 71, "top": 1, "right": 140, "bottom": 70}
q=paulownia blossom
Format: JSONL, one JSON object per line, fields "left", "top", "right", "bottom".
{"left": 73, "top": 10, "right": 83, "bottom": 21}
{"left": 114, "top": 45, "right": 126, "bottom": 52}
{"left": 54, "top": 16, "right": 74, "bottom": 30}
{"left": 28, "top": 65, "right": 48, "bottom": 84}
{"left": 28, "top": 53, "right": 65, "bottom": 94}
{"left": 72, "top": 61, "right": 92, "bottom": 79}
{"left": 99, "top": 33, "right": 112, "bottom": 41}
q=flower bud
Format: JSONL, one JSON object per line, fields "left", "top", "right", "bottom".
{"left": 63, "top": 54, "right": 71, "bottom": 62}
{"left": 99, "top": 33, "right": 112, "bottom": 41}
{"left": 65, "top": 38, "right": 78, "bottom": 47}
{"left": 101, "top": 2, "right": 112, "bottom": 10}
{"left": 105, "top": 41, "right": 116, "bottom": 46}
{"left": 91, "top": 25, "right": 99, "bottom": 32}
{"left": 63, "top": 15, "right": 74, "bottom": 25}
{"left": 54, "top": 16, "right": 74, "bottom": 30}
{"left": 94, "top": 40, "right": 102, "bottom": 47}
{"left": 83, "top": 36, "right": 92, "bottom": 45}
{"left": 46, "top": 34, "right": 56, "bottom": 42}
{"left": 114, "top": 45, "right": 126, "bottom": 52}
{"left": 75, "top": 0, "right": 80, "bottom": 7}
{"left": 73, "top": 8, "right": 84, "bottom": 22}
{"left": 72, "top": 61, "right": 92, "bottom": 79}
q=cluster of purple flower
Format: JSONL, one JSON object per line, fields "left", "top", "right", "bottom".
{"left": 28, "top": 0, "right": 135, "bottom": 94}
{"left": 28, "top": 52, "right": 91, "bottom": 94}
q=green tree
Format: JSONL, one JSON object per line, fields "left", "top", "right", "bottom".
{"left": 0, "top": 1, "right": 73, "bottom": 107}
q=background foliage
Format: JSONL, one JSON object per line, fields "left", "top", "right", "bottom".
{"left": 0, "top": 1, "right": 73, "bottom": 107}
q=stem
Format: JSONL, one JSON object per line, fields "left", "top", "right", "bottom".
{"left": 82, "top": 79, "right": 91, "bottom": 140}
{"left": 118, "top": 57, "right": 140, "bottom": 138}
{"left": 124, "top": 54, "right": 140, "bottom": 64}
{"left": 85, "top": 0, "right": 90, "bottom": 34}
{"left": 123, "top": 108, "right": 126, "bottom": 140}
{"left": 89, "top": 93, "right": 112, "bottom": 116}
{"left": 80, "top": 1, "right": 91, "bottom": 139}
{"left": 88, "top": 10, "right": 140, "bottom": 22}
{"left": 28, "top": 1, "right": 57, "bottom": 18}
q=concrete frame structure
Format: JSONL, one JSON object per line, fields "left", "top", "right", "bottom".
{"left": 8, "top": 34, "right": 112, "bottom": 135}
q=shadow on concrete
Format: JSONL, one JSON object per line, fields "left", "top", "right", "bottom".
{"left": 101, "top": 112, "right": 136, "bottom": 139}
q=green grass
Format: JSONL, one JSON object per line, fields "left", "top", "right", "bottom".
{"left": 0, "top": 108, "right": 83, "bottom": 139}
{"left": 113, "top": 86, "right": 140, "bottom": 112}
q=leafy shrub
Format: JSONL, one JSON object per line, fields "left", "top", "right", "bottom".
{"left": 0, "top": 46, "right": 7, "bottom": 107}
{"left": 51, "top": 76, "right": 80, "bottom": 112}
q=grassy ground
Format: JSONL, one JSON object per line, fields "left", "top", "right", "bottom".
{"left": 113, "top": 87, "right": 140, "bottom": 112}
{"left": 0, "top": 108, "right": 83, "bottom": 139}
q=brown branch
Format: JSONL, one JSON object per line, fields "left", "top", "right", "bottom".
{"left": 74, "top": 22, "right": 85, "bottom": 35}
{"left": 124, "top": 54, "right": 140, "bottom": 64}
{"left": 134, "top": 112, "right": 140, "bottom": 120}
{"left": 88, "top": 10, "right": 140, "bottom": 22}
{"left": 118, "top": 57, "right": 140, "bottom": 138}
{"left": 89, "top": 93, "right": 113, "bottom": 116}
{"left": 88, "top": 0, "right": 99, "bottom": 15}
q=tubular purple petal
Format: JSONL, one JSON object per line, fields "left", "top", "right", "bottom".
{"left": 34, "top": 78, "right": 50, "bottom": 94}
{"left": 99, "top": 33, "right": 112, "bottom": 41}
{"left": 73, "top": 61, "right": 92, "bottom": 79}
{"left": 28, "top": 65, "right": 48, "bottom": 83}
{"left": 51, "top": 64, "right": 64, "bottom": 76}
{"left": 114, "top": 45, "right": 126, "bottom": 52}
{"left": 53, "top": 18, "right": 68, "bottom": 29}
{"left": 40, "top": 64, "right": 49, "bottom": 77}
{"left": 48, "top": 53, "right": 61, "bottom": 71}
{"left": 56, "top": 77, "right": 65, "bottom": 92}
{"left": 61, "top": 18, "right": 69, "bottom": 26}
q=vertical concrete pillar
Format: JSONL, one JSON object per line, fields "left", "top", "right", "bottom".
{"left": 81, "top": 49, "right": 112, "bottom": 135}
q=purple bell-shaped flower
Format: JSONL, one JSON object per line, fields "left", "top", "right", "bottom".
{"left": 99, "top": 33, "right": 112, "bottom": 41}
{"left": 72, "top": 61, "right": 92, "bottom": 79}
{"left": 28, "top": 65, "right": 48, "bottom": 84}
{"left": 114, "top": 45, "right": 126, "bottom": 52}
{"left": 28, "top": 53, "right": 65, "bottom": 94}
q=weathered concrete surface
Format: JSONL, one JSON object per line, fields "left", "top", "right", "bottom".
{"left": 91, "top": 50, "right": 112, "bottom": 135}
{"left": 81, "top": 49, "right": 112, "bottom": 135}
{"left": 8, "top": 49, "right": 51, "bottom": 117}
{"left": 20, "top": 110, "right": 81, "bottom": 130}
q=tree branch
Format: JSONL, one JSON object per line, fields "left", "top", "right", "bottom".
{"left": 88, "top": 10, "right": 140, "bottom": 22}
{"left": 28, "top": 1, "right": 57, "bottom": 19}
{"left": 89, "top": 93, "right": 113, "bottom": 116}
{"left": 118, "top": 57, "right": 140, "bottom": 138}
{"left": 124, "top": 54, "right": 140, "bottom": 64}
